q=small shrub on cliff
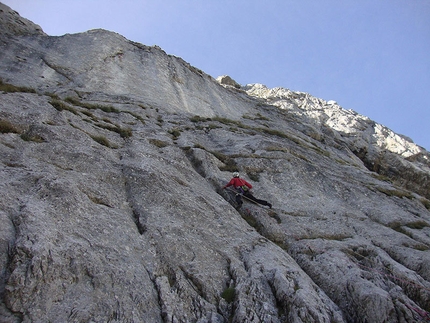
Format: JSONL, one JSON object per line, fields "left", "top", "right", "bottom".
{"left": 376, "top": 187, "right": 413, "bottom": 200}
{"left": 212, "top": 116, "right": 247, "bottom": 129}
{"left": 221, "top": 287, "right": 235, "bottom": 303}
{"left": 149, "top": 138, "right": 169, "bottom": 148}
{"left": 118, "top": 127, "right": 132, "bottom": 138}
{"left": 91, "top": 135, "right": 111, "bottom": 147}
{"left": 65, "top": 97, "right": 120, "bottom": 113}
{"left": 190, "top": 115, "right": 211, "bottom": 123}
{"left": 212, "top": 152, "right": 238, "bottom": 172}
{"left": 20, "top": 132, "right": 45, "bottom": 143}
{"left": 50, "top": 99, "right": 79, "bottom": 115}
{"left": 420, "top": 198, "right": 430, "bottom": 210}
{"left": 156, "top": 115, "right": 164, "bottom": 126}
{"left": 168, "top": 128, "right": 181, "bottom": 139}
{"left": 388, "top": 222, "right": 412, "bottom": 238}
{"left": 0, "top": 119, "right": 20, "bottom": 134}
{"left": 404, "top": 220, "right": 429, "bottom": 230}
{"left": 96, "top": 123, "right": 132, "bottom": 138}
{"left": 244, "top": 166, "right": 263, "bottom": 182}
{"left": 0, "top": 79, "right": 35, "bottom": 93}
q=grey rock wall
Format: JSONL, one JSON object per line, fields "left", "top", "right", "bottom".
{"left": 0, "top": 3, "right": 45, "bottom": 36}
{"left": 244, "top": 84, "right": 430, "bottom": 199}
{"left": 1, "top": 3, "right": 429, "bottom": 322}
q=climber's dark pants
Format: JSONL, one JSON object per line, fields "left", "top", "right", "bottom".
{"left": 236, "top": 192, "right": 270, "bottom": 207}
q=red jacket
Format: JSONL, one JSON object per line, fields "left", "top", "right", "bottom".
{"left": 225, "top": 177, "right": 252, "bottom": 190}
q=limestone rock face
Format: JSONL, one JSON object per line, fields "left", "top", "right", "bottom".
{"left": 1, "top": 3, "right": 430, "bottom": 323}
{"left": 216, "top": 75, "right": 241, "bottom": 89}
{"left": 0, "top": 3, "right": 45, "bottom": 36}
{"left": 244, "top": 83, "right": 430, "bottom": 199}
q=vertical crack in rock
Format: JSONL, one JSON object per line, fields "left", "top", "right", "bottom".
{"left": 229, "top": 253, "right": 289, "bottom": 323}
{"left": 288, "top": 243, "right": 430, "bottom": 322}
{"left": 0, "top": 214, "right": 19, "bottom": 322}
{"left": 183, "top": 147, "right": 207, "bottom": 178}
{"left": 153, "top": 268, "right": 224, "bottom": 323}
{"left": 345, "top": 246, "right": 430, "bottom": 313}
{"left": 40, "top": 57, "right": 73, "bottom": 82}
{"left": 131, "top": 209, "right": 147, "bottom": 235}
{"left": 122, "top": 164, "right": 148, "bottom": 235}
{"left": 218, "top": 258, "right": 237, "bottom": 322}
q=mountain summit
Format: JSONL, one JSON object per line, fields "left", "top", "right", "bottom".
{"left": 1, "top": 3, "right": 429, "bottom": 322}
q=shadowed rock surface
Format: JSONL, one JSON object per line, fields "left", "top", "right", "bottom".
{"left": 1, "top": 3, "right": 429, "bottom": 322}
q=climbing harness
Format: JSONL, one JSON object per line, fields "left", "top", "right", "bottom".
{"left": 225, "top": 186, "right": 258, "bottom": 205}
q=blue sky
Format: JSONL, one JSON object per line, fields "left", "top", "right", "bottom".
{"left": 4, "top": 0, "right": 430, "bottom": 151}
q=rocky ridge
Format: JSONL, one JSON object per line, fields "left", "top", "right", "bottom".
{"left": 242, "top": 83, "right": 430, "bottom": 199}
{"left": 1, "top": 3, "right": 430, "bottom": 322}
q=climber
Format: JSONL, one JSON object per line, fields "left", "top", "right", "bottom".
{"left": 222, "top": 172, "right": 272, "bottom": 209}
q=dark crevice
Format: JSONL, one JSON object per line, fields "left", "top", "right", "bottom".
{"left": 143, "top": 267, "right": 165, "bottom": 323}
{"left": 179, "top": 265, "right": 207, "bottom": 302}
{"left": 218, "top": 258, "right": 237, "bottom": 322}
{"left": 131, "top": 209, "right": 147, "bottom": 235}
{"left": 41, "top": 57, "right": 73, "bottom": 81}
{"left": 1, "top": 217, "right": 22, "bottom": 322}
{"left": 352, "top": 148, "right": 430, "bottom": 199}
{"left": 124, "top": 184, "right": 147, "bottom": 235}
{"left": 182, "top": 147, "right": 206, "bottom": 178}
{"left": 121, "top": 160, "right": 147, "bottom": 235}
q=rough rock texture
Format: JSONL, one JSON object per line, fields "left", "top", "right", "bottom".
{"left": 244, "top": 84, "right": 430, "bottom": 199}
{"left": 0, "top": 3, "right": 45, "bottom": 36}
{"left": 216, "top": 75, "right": 241, "bottom": 89}
{"left": 1, "top": 3, "right": 430, "bottom": 322}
